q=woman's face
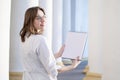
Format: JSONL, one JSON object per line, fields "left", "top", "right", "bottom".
{"left": 33, "top": 9, "right": 46, "bottom": 32}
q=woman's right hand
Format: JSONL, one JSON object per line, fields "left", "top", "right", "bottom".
{"left": 57, "top": 56, "right": 81, "bottom": 73}
{"left": 71, "top": 56, "right": 81, "bottom": 69}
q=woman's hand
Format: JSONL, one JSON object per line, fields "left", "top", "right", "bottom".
{"left": 54, "top": 45, "right": 65, "bottom": 59}
{"left": 58, "top": 44, "right": 65, "bottom": 57}
{"left": 71, "top": 56, "right": 81, "bottom": 69}
{"left": 57, "top": 56, "right": 81, "bottom": 73}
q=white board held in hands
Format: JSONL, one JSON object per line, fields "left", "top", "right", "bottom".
{"left": 62, "top": 32, "right": 87, "bottom": 59}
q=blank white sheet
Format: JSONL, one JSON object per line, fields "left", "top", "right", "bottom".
{"left": 62, "top": 32, "right": 87, "bottom": 59}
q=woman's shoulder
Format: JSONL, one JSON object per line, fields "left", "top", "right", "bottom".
{"left": 35, "top": 34, "right": 45, "bottom": 38}
{"left": 33, "top": 34, "right": 47, "bottom": 41}
{"left": 33, "top": 35, "right": 48, "bottom": 46}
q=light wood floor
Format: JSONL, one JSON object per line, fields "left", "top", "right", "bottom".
{"left": 83, "top": 77, "right": 101, "bottom": 80}
{"left": 82, "top": 66, "right": 101, "bottom": 80}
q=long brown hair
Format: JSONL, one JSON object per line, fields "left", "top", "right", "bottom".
{"left": 19, "top": 6, "right": 45, "bottom": 42}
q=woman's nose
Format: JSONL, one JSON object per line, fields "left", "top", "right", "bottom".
{"left": 41, "top": 18, "right": 45, "bottom": 22}
{"left": 40, "top": 16, "right": 46, "bottom": 22}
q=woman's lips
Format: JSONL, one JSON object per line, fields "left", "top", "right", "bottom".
{"left": 40, "top": 25, "right": 44, "bottom": 27}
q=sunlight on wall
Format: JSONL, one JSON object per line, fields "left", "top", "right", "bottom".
{"left": 0, "top": 0, "right": 11, "bottom": 80}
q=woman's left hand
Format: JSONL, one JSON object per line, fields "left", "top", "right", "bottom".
{"left": 54, "top": 44, "right": 65, "bottom": 58}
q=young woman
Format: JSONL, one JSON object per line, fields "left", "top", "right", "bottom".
{"left": 20, "top": 6, "right": 80, "bottom": 80}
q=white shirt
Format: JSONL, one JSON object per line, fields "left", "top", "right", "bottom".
{"left": 21, "top": 34, "right": 58, "bottom": 80}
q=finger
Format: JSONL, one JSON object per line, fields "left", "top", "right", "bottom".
{"left": 63, "top": 44, "right": 65, "bottom": 47}
{"left": 77, "top": 56, "right": 79, "bottom": 59}
{"left": 59, "top": 45, "right": 65, "bottom": 53}
{"left": 61, "top": 44, "right": 65, "bottom": 50}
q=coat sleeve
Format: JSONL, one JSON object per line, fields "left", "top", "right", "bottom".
{"left": 36, "top": 37, "right": 58, "bottom": 78}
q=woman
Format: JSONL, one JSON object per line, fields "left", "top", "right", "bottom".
{"left": 20, "top": 6, "right": 80, "bottom": 80}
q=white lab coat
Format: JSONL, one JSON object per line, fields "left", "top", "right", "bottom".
{"left": 21, "top": 34, "right": 58, "bottom": 80}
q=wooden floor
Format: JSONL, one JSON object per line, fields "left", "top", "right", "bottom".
{"left": 9, "top": 72, "right": 22, "bottom": 80}
{"left": 82, "top": 66, "right": 102, "bottom": 80}
{"left": 83, "top": 77, "right": 101, "bottom": 80}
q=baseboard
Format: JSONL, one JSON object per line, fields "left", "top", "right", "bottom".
{"left": 9, "top": 72, "right": 23, "bottom": 80}
{"left": 83, "top": 72, "right": 102, "bottom": 80}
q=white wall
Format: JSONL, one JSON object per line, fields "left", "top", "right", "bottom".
{"left": 0, "top": 0, "right": 11, "bottom": 80}
{"left": 52, "top": 0, "right": 63, "bottom": 54}
{"left": 89, "top": 0, "right": 120, "bottom": 80}
{"left": 88, "top": 0, "right": 103, "bottom": 74}
{"left": 52, "top": 0, "right": 63, "bottom": 62}
{"left": 102, "top": 0, "right": 120, "bottom": 80}
{"left": 62, "top": 0, "right": 71, "bottom": 43}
